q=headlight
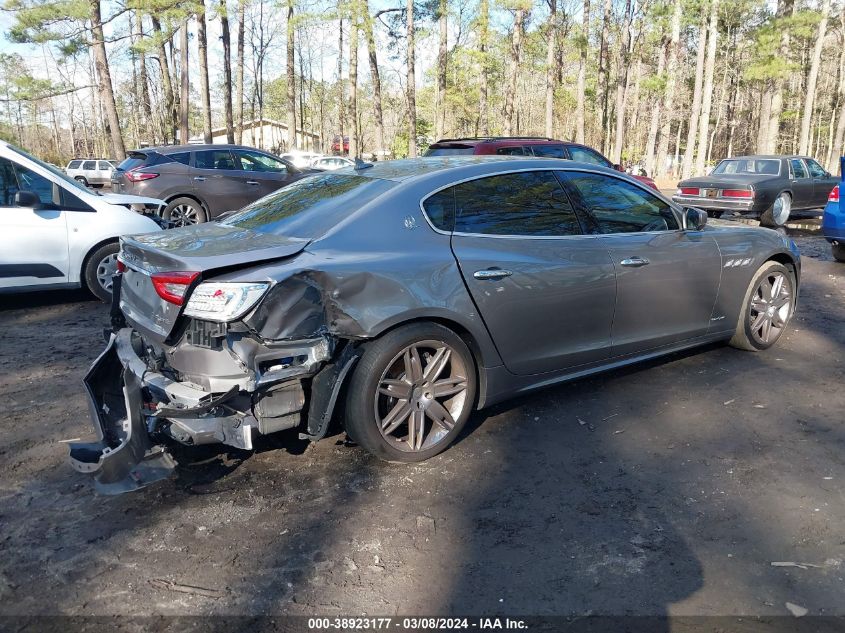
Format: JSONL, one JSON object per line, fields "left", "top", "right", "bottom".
{"left": 183, "top": 282, "right": 269, "bottom": 322}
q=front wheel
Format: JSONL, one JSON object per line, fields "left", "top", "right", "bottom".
{"left": 760, "top": 192, "right": 791, "bottom": 227}
{"left": 730, "top": 261, "right": 796, "bottom": 351}
{"left": 344, "top": 322, "right": 477, "bottom": 462}
{"left": 83, "top": 242, "right": 120, "bottom": 303}
{"left": 832, "top": 243, "right": 845, "bottom": 262}
{"left": 164, "top": 197, "right": 207, "bottom": 226}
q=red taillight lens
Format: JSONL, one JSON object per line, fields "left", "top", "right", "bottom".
{"left": 126, "top": 170, "right": 159, "bottom": 182}
{"left": 151, "top": 271, "right": 200, "bottom": 305}
{"left": 680, "top": 187, "right": 699, "bottom": 195}
{"left": 116, "top": 259, "right": 126, "bottom": 274}
{"left": 721, "top": 189, "right": 754, "bottom": 198}
{"left": 829, "top": 185, "right": 840, "bottom": 202}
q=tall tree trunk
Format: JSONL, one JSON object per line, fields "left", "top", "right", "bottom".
{"left": 435, "top": 0, "right": 447, "bottom": 139}
{"left": 363, "top": 0, "right": 385, "bottom": 157}
{"left": 798, "top": 0, "right": 831, "bottom": 155}
{"left": 220, "top": 0, "right": 235, "bottom": 143}
{"left": 610, "top": 0, "right": 632, "bottom": 164}
{"left": 575, "top": 0, "right": 590, "bottom": 144}
{"left": 764, "top": 0, "right": 795, "bottom": 154}
{"left": 544, "top": 0, "right": 557, "bottom": 138}
{"left": 89, "top": 0, "right": 125, "bottom": 158}
{"left": 150, "top": 16, "right": 176, "bottom": 144}
{"left": 197, "top": 5, "right": 213, "bottom": 144}
{"left": 829, "top": 17, "right": 845, "bottom": 173}
{"left": 348, "top": 5, "right": 359, "bottom": 158}
{"left": 644, "top": 41, "right": 667, "bottom": 175}
{"left": 406, "top": 0, "right": 417, "bottom": 157}
{"left": 503, "top": 7, "right": 526, "bottom": 136}
{"left": 597, "top": 0, "right": 611, "bottom": 153}
{"left": 286, "top": 0, "right": 297, "bottom": 150}
{"left": 655, "top": 0, "right": 681, "bottom": 178}
{"left": 693, "top": 0, "right": 719, "bottom": 176}
{"left": 235, "top": 0, "right": 246, "bottom": 143}
{"left": 757, "top": 89, "right": 772, "bottom": 153}
{"left": 179, "top": 20, "right": 189, "bottom": 144}
{"left": 337, "top": 15, "right": 345, "bottom": 153}
{"left": 478, "top": 0, "right": 489, "bottom": 136}
{"left": 681, "top": 14, "right": 707, "bottom": 179}
{"left": 134, "top": 12, "right": 153, "bottom": 137}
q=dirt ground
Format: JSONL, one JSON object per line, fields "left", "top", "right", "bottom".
{"left": 1, "top": 230, "right": 843, "bottom": 620}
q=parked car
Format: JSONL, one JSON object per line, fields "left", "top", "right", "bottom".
{"left": 65, "top": 158, "right": 117, "bottom": 188}
{"left": 311, "top": 156, "right": 355, "bottom": 171}
{"left": 68, "top": 156, "right": 801, "bottom": 493}
{"left": 822, "top": 157, "right": 844, "bottom": 262}
{"left": 424, "top": 137, "right": 659, "bottom": 190}
{"left": 673, "top": 155, "right": 838, "bottom": 227}
{"left": 0, "top": 141, "right": 162, "bottom": 302}
{"left": 280, "top": 151, "right": 323, "bottom": 169}
{"left": 111, "top": 144, "right": 314, "bottom": 226}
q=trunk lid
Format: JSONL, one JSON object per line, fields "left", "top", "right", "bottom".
{"left": 119, "top": 223, "right": 309, "bottom": 343}
{"left": 678, "top": 174, "right": 774, "bottom": 190}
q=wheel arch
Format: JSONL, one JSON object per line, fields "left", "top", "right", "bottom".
{"left": 164, "top": 192, "right": 209, "bottom": 213}
{"left": 765, "top": 250, "right": 800, "bottom": 286}
{"left": 79, "top": 237, "right": 119, "bottom": 290}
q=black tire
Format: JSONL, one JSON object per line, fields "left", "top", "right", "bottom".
{"left": 760, "top": 192, "right": 792, "bottom": 228}
{"left": 74, "top": 176, "right": 89, "bottom": 187}
{"left": 832, "top": 243, "right": 845, "bottom": 263}
{"left": 706, "top": 210, "right": 724, "bottom": 219}
{"left": 344, "top": 322, "right": 477, "bottom": 463}
{"left": 83, "top": 241, "right": 120, "bottom": 303}
{"left": 164, "top": 197, "right": 207, "bottom": 226}
{"left": 729, "top": 260, "right": 796, "bottom": 351}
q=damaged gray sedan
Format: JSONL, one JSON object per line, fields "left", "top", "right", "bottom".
{"left": 69, "top": 157, "right": 801, "bottom": 493}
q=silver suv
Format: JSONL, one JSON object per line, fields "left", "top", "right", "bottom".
{"left": 65, "top": 159, "right": 117, "bottom": 188}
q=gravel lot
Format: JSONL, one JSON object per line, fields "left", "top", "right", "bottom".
{"left": 1, "top": 230, "right": 843, "bottom": 619}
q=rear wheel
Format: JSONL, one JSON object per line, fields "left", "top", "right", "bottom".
{"left": 344, "top": 322, "right": 477, "bottom": 462}
{"left": 75, "top": 176, "right": 89, "bottom": 187}
{"left": 83, "top": 241, "right": 120, "bottom": 303}
{"left": 164, "top": 197, "right": 207, "bottom": 226}
{"left": 760, "top": 192, "right": 791, "bottom": 227}
{"left": 833, "top": 243, "right": 845, "bottom": 262}
{"left": 729, "top": 261, "right": 795, "bottom": 351}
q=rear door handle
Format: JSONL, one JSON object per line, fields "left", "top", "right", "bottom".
{"left": 620, "top": 257, "right": 650, "bottom": 267}
{"left": 473, "top": 269, "right": 513, "bottom": 280}
{"left": 193, "top": 176, "right": 206, "bottom": 182}
{"left": 246, "top": 180, "right": 259, "bottom": 185}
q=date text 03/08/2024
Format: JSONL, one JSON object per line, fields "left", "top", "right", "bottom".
{"left": 307, "top": 617, "right": 528, "bottom": 630}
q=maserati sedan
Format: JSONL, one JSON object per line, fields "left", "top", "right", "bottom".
{"left": 69, "top": 157, "right": 801, "bottom": 493}
{"left": 673, "top": 155, "right": 837, "bottom": 227}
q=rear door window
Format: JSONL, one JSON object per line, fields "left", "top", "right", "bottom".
{"left": 195, "top": 149, "right": 238, "bottom": 170}
{"left": 568, "top": 146, "right": 613, "bottom": 167}
{"left": 495, "top": 146, "right": 529, "bottom": 156}
{"left": 530, "top": 145, "right": 566, "bottom": 159}
{"left": 790, "top": 159, "right": 809, "bottom": 179}
{"left": 561, "top": 172, "right": 678, "bottom": 233}
{"left": 82, "top": 160, "right": 96, "bottom": 170}
{"left": 97, "top": 161, "right": 112, "bottom": 170}
{"left": 168, "top": 152, "right": 191, "bottom": 165}
{"left": 450, "top": 171, "right": 582, "bottom": 236}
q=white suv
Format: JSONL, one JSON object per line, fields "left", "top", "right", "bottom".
{"left": 1, "top": 142, "right": 164, "bottom": 301}
{"left": 65, "top": 159, "right": 117, "bottom": 188}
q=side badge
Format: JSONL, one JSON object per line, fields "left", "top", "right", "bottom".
{"left": 404, "top": 215, "right": 418, "bottom": 230}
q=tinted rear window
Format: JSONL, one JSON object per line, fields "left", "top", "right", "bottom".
{"left": 424, "top": 146, "right": 476, "bottom": 156}
{"left": 530, "top": 145, "right": 566, "bottom": 159}
{"left": 117, "top": 153, "right": 150, "bottom": 171}
{"left": 221, "top": 174, "right": 394, "bottom": 237}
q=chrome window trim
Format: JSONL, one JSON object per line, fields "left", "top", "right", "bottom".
{"left": 418, "top": 166, "right": 681, "bottom": 239}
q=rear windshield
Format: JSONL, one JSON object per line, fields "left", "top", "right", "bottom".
{"left": 117, "top": 153, "right": 150, "bottom": 171}
{"left": 712, "top": 159, "right": 780, "bottom": 176}
{"left": 424, "top": 146, "right": 476, "bottom": 156}
{"left": 221, "top": 173, "right": 395, "bottom": 237}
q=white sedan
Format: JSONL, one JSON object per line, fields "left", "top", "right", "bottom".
{"left": 311, "top": 156, "right": 355, "bottom": 171}
{"left": 0, "top": 141, "right": 163, "bottom": 302}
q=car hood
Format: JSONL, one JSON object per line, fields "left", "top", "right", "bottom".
{"left": 99, "top": 192, "right": 167, "bottom": 207}
{"left": 678, "top": 174, "right": 777, "bottom": 189}
{"left": 119, "top": 223, "right": 310, "bottom": 343}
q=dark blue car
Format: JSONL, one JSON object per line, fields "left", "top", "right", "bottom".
{"left": 822, "top": 157, "right": 845, "bottom": 261}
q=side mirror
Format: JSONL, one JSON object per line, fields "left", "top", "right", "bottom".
{"left": 14, "top": 190, "right": 41, "bottom": 209}
{"left": 684, "top": 207, "right": 707, "bottom": 231}
{"left": 613, "top": 163, "right": 624, "bottom": 172}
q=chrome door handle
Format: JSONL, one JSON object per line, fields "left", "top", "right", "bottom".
{"left": 620, "top": 257, "right": 650, "bottom": 267}
{"left": 193, "top": 176, "right": 206, "bottom": 182}
{"left": 246, "top": 180, "right": 259, "bottom": 185}
{"left": 473, "top": 269, "right": 513, "bottom": 280}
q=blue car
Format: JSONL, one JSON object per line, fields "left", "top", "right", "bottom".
{"left": 822, "top": 158, "right": 845, "bottom": 262}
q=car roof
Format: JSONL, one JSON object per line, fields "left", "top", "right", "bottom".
{"left": 722, "top": 155, "right": 813, "bottom": 161}
{"left": 130, "top": 144, "right": 271, "bottom": 154}
{"left": 430, "top": 137, "right": 569, "bottom": 147}
{"left": 350, "top": 156, "right": 619, "bottom": 183}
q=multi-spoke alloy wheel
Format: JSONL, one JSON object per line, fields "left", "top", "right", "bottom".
{"left": 83, "top": 241, "right": 121, "bottom": 302}
{"left": 375, "top": 340, "right": 469, "bottom": 452}
{"left": 730, "top": 261, "right": 795, "bottom": 351}
{"left": 164, "top": 197, "right": 207, "bottom": 226}
{"left": 96, "top": 253, "right": 119, "bottom": 293}
{"left": 345, "top": 323, "right": 477, "bottom": 462}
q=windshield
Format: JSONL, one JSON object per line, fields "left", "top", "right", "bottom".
{"left": 712, "top": 159, "right": 780, "bottom": 176}
{"left": 9, "top": 145, "right": 94, "bottom": 195}
{"left": 221, "top": 173, "right": 395, "bottom": 237}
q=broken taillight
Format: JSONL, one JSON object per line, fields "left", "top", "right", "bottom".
{"left": 829, "top": 185, "right": 840, "bottom": 202}
{"left": 151, "top": 271, "right": 200, "bottom": 305}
